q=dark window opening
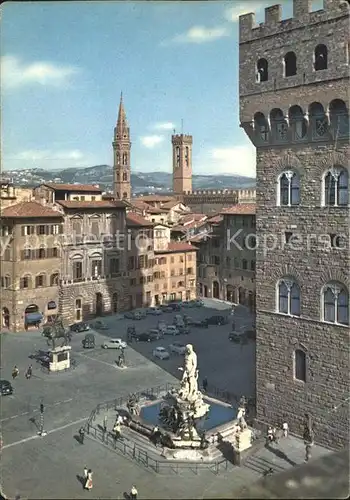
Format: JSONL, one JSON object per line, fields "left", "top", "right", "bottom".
{"left": 294, "top": 349, "right": 306, "bottom": 382}
{"left": 284, "top": 52, "right": 297, "bottom": 77}
{"left": 256, "top": 58, "right": 268, "bottom": 82}
{"left": 314, "top": 44, "right": 327, "bottom": 71}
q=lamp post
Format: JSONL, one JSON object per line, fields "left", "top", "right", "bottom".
{"left": 38, "top": 399, "right": 47, "bottom": 437}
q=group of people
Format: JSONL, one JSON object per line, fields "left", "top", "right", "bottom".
{"left": 266, "top": 422, "right": 289, "bottom": 445}
{"left": 11, "top": 365, "right": 33, "bottom": 380}
{"left": 82, "top": 466, "right": 138, "bottom": 498}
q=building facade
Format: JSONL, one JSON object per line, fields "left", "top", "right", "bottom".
{"left": 239, "top": 0, "right": 349, "bottom": 447}
{"left": 0, "top": 201, "right": 63, "bottom": 331}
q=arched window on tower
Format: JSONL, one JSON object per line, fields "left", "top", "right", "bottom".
{"left": 256, "top": 58, "right": 268, "bottom": 82}
{"left": 283, "top": 52, "right": 297, "bottom": 77}
{"left": 289, "top": 105, "right": 307, "bottom": 141}
{"left": 314, "top": 44, "right": 328, "bottom": 71}
{"left": 122, "top": 172, "right": 128, "bottom": 181}
{"left": 116, "top": 172, "right": 120, "bottom": 181}
{"left": 253, "top": 112, "right": 269, "bottom": 143}
{"left": 278, "top": 171, "right": 300, "bottom": 206}
{"left": 323, "top": 167, "right": 349, "bottom": 206}
{"left": 185, "top": 147, "right": 189, "bottom": 166}
{"left": 116, "top": 152, "right": 120, "bottom": 165}
{"left": 122, "top": 153, "right": 128, "bottom": 165}
{"left": 270, "top": 108, "right": 288, "bottom": 142}
{"left": 309, "top": 102, "right": 328, "bottom": 139}
{"left": 322, "top": 282, "right": 349, "bottom": 325}
{"left": 329, "top": 99, "right": 349, "bottom": 138}
{"left": 176, "top": 147, "right": 180, "bottom": 167}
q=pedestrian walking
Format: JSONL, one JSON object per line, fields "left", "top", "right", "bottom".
{"left": 113, "top": 421, "right": 121, "bottom": 440}
{"left": 12, "top": 365, "right": 19, "bottom": 379}
{"left": 25, "top": 365, "right": 33, "bottom": 379}
{"left": 266, "top": 425, "right": 274, "bottom": 445}
{"left": 79, "top": 427, "right": 85, "bottom": 444}
{"left": 282, "top": 421, "right": 289, "bottom": 438}
{"left": 202, "top": 376, "right": 208, "bottom": 392}
{"left": 84, "top": 469, "right": 93, "bottom": 490}
{"left": 130, "top": 485, "right": 138, "bottom": 500}
{"left": 83, "top": 466, "right": 88, "bottom": 480}
{"left": 103, "top": 415, "right": 108, "bottom": 432}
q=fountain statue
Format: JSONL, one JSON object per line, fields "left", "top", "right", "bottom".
{"left": 159, "top": 344, "right": 210, "bottom": 445}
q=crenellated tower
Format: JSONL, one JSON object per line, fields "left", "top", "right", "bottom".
{"left": 113, "top": 93, "right": 131, "bottom": 201}
{"left": 172, "top": 134, "right": 193, "bottom": 194}
{"left": 239, "top": 0, "right": 349, "bottom": 449}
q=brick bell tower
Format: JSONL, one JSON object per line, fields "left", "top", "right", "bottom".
{"left": 113, "top": 93, "right": 131, "bottom": 201}
{"left": 172, "top": 133, "right": 193, "bottom": 194}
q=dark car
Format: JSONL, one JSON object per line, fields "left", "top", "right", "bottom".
{"left": 82, "top": 333, "right": 95, "bottom": 349}
{"left": 229, "top": 331, "right": 246, "bottom": 343}
{"left": 0, "top": 379, "right": 13, "bottom": 396}
{"left": 135, "top": 332, "right": 154, "bottom": 342}
{"left": 178, "top": 325, "right": 190, "bottom": 335}
{"left": 167, "top": 302, "right": 181, "bottom": 311}
{"left": 160, "top": 305, "right": 173, "bottom": 313}
{"left": 70, "top": 322, "right": 90, "bottom": 333}
{"left": 206, "top": 315, "right": 229, "bottom": 326}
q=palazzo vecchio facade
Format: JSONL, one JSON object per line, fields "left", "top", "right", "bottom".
{"left": 239, "top": 0, "right": 349, "bottom": 448}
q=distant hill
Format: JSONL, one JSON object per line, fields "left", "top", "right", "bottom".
{"left": 5, "top": 165, "right": 256, "bottom": 193}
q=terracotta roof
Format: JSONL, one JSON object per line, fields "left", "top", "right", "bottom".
{"left": 179, "top": 213, "right": 207, "bottom": 225}
{"left": 131, "top": 199, "right": 152, "bottom": 210}
{"left": 43, "top": 183, "right": 102, "bottom": 193}
{"left": 156, "top": 241, "right": 197, "bottom": 254}
{"left": 220, "top": 203, "right": 256, "bottom": 215}
{"left": 137, "top": 195, "right": 176, "bottom": 202}
{"left": 1, "top": 201, "right": 62, "bottom": 218}
{"left": 147, "top": 207, "right": 168, "bottom": 214}
{"left": 189, "top": 233, "right": 212, "bottom": 243}
{"left": 206, "top": 214, "right": 223, "bottom": 224}
{"left": 161, "top": 200, "right": 181, "bottom": 209}
{"left": 57, "top": 200, "right": 126, "bottom": 209}
{"left": 126, "top": 212, "right": 154, "bottom": 227}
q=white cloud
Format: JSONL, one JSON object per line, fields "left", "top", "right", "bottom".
{"left": 1, "top": 55, "right": 79, "bottom": 89}
{"left": 13, "top": 150, "right": 85, "bottom": 161}
{"left": 165, "top": 25, "right": 230, "bottom": 45}
{"left": 153, "top": 122, "right": 176, "bottom": 131}
{"left": 3, "top": 149, "right": 92, "bottom": 170}
{"left": 140, "top": 135, "right": 164, "bottom": 149}
{"left": 207, "top": 145, "right": 256, "bottom": 177}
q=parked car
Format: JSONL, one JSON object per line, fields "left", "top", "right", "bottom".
{"left": 160, "top": 305, "right": 173, "bottom": 313}
{"left": 192, "top": 299, "right": 204, "bottom": 307}
{"left": 206, "top": 315, "right": 229, "bottom": 326}
{"left": 169, "top": 342, "right": 187, "bottom": 355}
{"left": 181, "top": 301, "right": 191, "bottom": 308}
{"left": 173, "top": 314, "right": 185, "bottom": 327}
{"left": 152, "top": 347, "right": 170, "bottom": 360}
{"left": 135, "top": 332, "right": 153, "bottom": 342}
{"left": 178, "top": 325, "right": 190, "bottom": 335}
{"left": 148, "top": 328, "right": 163, "bottom": 340}
{"left": 0, "top": 379, "right": 13, "bottom": 396}
{"left": 124, "top": 311, "right": 135, "bottom": 319}
{"left": 146, "top": 307, "right": 162, "bottom": 316}
{"left": 157, "top": 321, "right": 167, "bottom": 334}
{"left": 102, "top": 338, "right": 127, "bottom": 349}
{"left": 167, "top": 302, "right": 181, "bottom": 311}
{"left": 134, "top": 309, "right": 147, "bottom": 320}
{"left": 82, "top": 333, "right": 95, "bottom": 349}
{"left": 228, "top": 331, "right": 246, "bottom": 343}
{"left": 185, "top": 316, "right": 207, "bottom": 327}
{"left": 70, "top": 322, "right": 90, "bottom": 333}
{"left": 164, "top": 325, "right": 180, "bottom": 336}
{"left": 92, "top": 320, "right": 109, "bottom": 330}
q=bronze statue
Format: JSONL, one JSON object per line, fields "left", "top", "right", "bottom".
{"left": 42, "top": 315, "right": 71, "bottom": 349}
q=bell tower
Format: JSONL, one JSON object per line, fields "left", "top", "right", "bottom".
{"left": 172, "top": 133, "right": 193, "bottom": 194}
{"left": 113, "top": 93, "right": 131, "bottom": 201}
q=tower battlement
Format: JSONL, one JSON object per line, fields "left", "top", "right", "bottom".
{"left": 172, "top": 134, "right": 193, "bottom": 144}
{"left": 239, "top": 0, "right": 349, "bottom": 43}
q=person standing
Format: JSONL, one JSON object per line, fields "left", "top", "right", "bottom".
{"left": 103, "top": 415, "right": 108, "bottom": 432}
{"left": 84, "top": 469, "right": 93, "bottom": 490}
{"left": 12, "top": 366, "right": 19, "bottom": 379}
{"left": 282, "top": 421, "right": 289, "bottom": 438}
{"left": 130, "top": 485, "right": 138, "bottom": 500}
{"left": 79, "top": 427, "right": 85, "bottom": 444}
{"left": 25, "top": 365, "right": 33, "bottom": 379}
{"left": 83, "top": 466, "right": 88, "bottom": 481}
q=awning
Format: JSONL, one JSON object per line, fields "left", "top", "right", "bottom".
{"left": 25, "top": 312, "right": 43, "bottom": 324}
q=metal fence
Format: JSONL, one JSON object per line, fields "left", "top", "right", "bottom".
{"left": 85, "top": 382, "right": 233, "bottom": 475}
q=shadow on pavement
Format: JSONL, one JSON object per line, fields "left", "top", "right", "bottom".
{"left": 265, "top": 443, "right": 297, "bottom": 467}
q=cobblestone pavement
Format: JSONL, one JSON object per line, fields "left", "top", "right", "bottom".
{"left": 0, "top": 301, "right": 334, "bottom": 498}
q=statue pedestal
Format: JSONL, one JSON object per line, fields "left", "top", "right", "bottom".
{"left": 234, "top": 427, "right": 253, "bottom": 453}
{"left": 49, "top": 346, "right": 71, "bottom": 372}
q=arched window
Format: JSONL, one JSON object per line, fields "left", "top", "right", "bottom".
{"left": 289, "top": 105, "right": 307, "bottom": 141}
{"left": 50, "top": 273, "right": 59, "bottom": 286}
{"left": 122, "top": 172, "right": 127, "bottom": 181}
{"left": 309, "top": 102, "right": 328, "bottom": 138}
{"left": 256, "top": 58, "right": 268, "bottom": 82}
{"left": 38, "top": 246, "right": 46, "bottom": 259}
{"left": 116, "top": 172, "right": 120, "bottom": 181}
{"left": 322, "top": 283, "right": 349, "bottom": 325}
{"left": 294, "top": 349, "right": 306, "bottom": 382}
{"left": 270, "top": 108, "right": 288, "bottom": 142}
{"left": 314, "top": 44, "right": 328, "bottom": 71}
{"left": 122, "top": 153, "right": 128, "bottom": 165}
{"left": 323, "top": 167, "right": 348, "bottom": 206}
{"left": 123, "top": 192, "right": 128, "bottom": 199}
{"left": 242, "top": 259, "right": 248, "bottom": 270}
{"left": 20, "top": 275, "right": 31, "bottom": 289}
{"left": 35, "top": 274, "right": 46, "bottom": 288}
{"left": 329, "top": 99, "right": 349, "bottom": 138}
{"left": 185, "top": 147, "right": 189, "bottom": 166}
{"left": 116, "top": 152, "right": 120, "bottom": 165}
{"left": 176, "top": 147, "right": 180, "bottom": 167}
{"left": 1, "top": 275, "right": 11, "bottom": 288}
{"left": 277, "top": 278, "right": 300, "bottom": 316}
{"left": 278, "top": 171, "right": 300, "bottom": 206}
{"left": 90, "top": 220, "right": 100, "bottom": 238}
{"left": 284, "top": 52, "right": 297, "bottom": 77}
{"left": 253, "top": 112, "right": 269, "bottom": 142}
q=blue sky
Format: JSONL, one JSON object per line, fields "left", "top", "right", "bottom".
{"left": 1, "top": 0, "right": 322, "bottom": 177}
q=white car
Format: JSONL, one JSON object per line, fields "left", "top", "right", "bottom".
{"left": 146, "top": 307, "right": 162, "bottom": 316}
{"left": 152, "top": 347, "right": 170, "bottom": 360}
{"left": 102, "top": 338, "right": 127, "bottom": 349}
{"left": 169, "top": 342, "right": 187, "bottom": 355}
{"left": 164, "top": 325, "right": 180, "bottom": 336}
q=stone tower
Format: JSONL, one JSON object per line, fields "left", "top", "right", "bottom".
{"left": 113, "top": 93, "right": 131, "bottom": 201}
{"left": 239, "top": 0, "right": 349, "bottom": 448}
{"left": 172, "top": 134, "right": 193, "bottom": 194}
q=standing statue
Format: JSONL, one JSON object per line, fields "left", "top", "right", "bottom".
{"left": 179, "top": 344, "right": 199, "bottom": 401}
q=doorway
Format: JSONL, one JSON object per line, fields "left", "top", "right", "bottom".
{"left": 2, "top": 307, "right": 10, "bottom": 328}
{"left": 212, "top": 281, "right": 220, "bottom": 299}
{"left": 95, "top": 292, "right": 103, "bottom": 316}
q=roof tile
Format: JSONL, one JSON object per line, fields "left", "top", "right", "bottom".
{"left": 57, "top": 200, "right": 126, "bottom": 209}
{"left": 43, "top": 183, "right": 102, "bottom": 193}
{"left": 220, "top": 204, "right": 256, "bottom": 215}
{"left": 126, "top": 212, "right": 154, "bottom": 227}
{"left": 1, "top": 201, "right": 62, "bottom": 218}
